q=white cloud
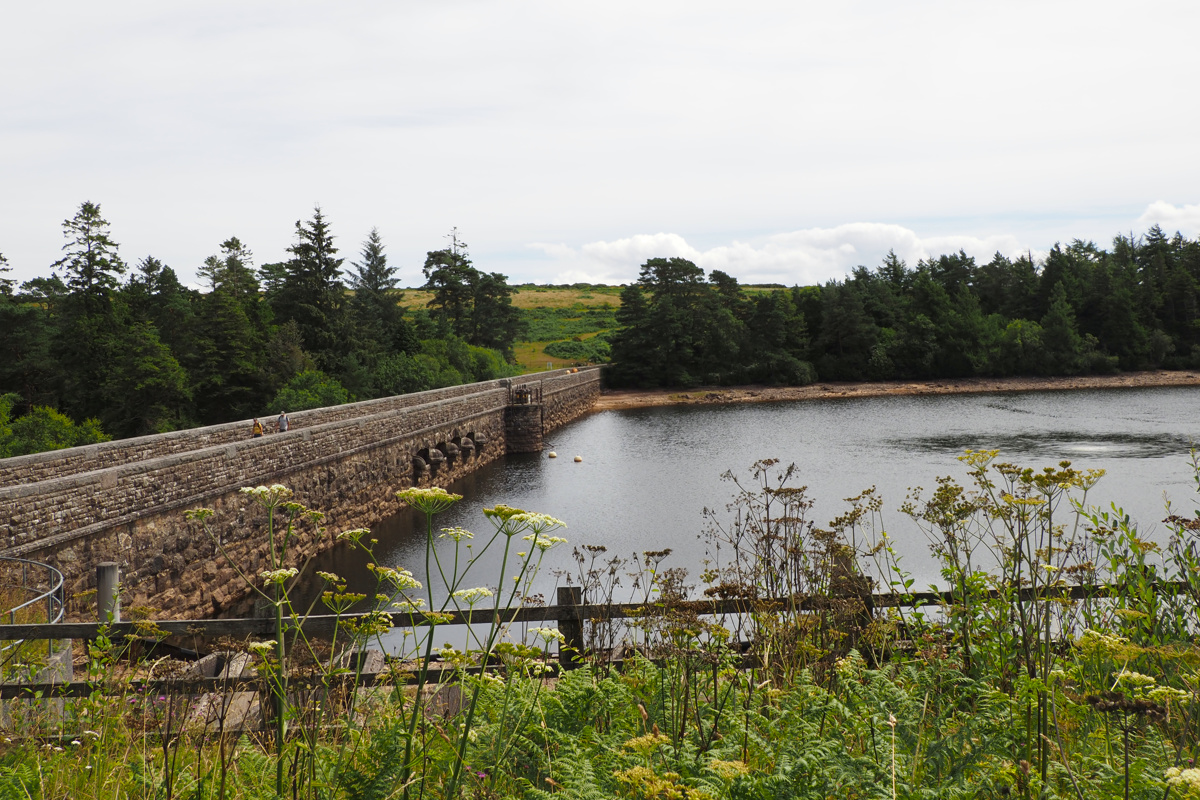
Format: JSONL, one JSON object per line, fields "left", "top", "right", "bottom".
{"left": 4, "top": 5, "right": 1200, "bottom": 289}
{"left": 1137, "top": 202, "right": 1200, "bottom": 237}
{"left": 529, "top": 224, "right": 1045, "bottom": 286}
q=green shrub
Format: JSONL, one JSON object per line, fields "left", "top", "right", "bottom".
{"left": 0, "top": 392, "right": 109, "bottom": 457}
{"left": 543, "top": 337, "right": 611, "bottom": 363}
{"left": 522, "top": 305, "right": 618, "bottom": 342}
{"left": 266, "top": 369, "right": 350, "bottom": 413}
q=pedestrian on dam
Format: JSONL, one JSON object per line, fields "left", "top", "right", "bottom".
{"left": 251, "top": 418, "right": 264, "bottom": 438}
{"left": 277, "top": 411, "right": 289, "bottom": 433}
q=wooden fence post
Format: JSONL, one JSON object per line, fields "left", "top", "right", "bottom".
{"left": 97, "top": 562, "right": 120, "bottom": 623}
{"left": 556, "top": 586, "right": 583, "bottom": 670}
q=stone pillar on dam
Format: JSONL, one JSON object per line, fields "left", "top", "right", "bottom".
{"left": 504, "top": 381, "right": 545, "bottom": 453}
{"left": 505, "top": 404, "right": 544, "bottom": 453}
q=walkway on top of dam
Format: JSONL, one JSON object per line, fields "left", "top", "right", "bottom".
{"left": 0, "top": 370, "right": 594, "bottom": 490}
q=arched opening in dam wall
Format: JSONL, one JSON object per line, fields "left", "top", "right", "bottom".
{"left": 0, "top": 368, "right": 601, "bottom": 618}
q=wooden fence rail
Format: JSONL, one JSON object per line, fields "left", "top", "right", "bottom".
{"left": 0, "top": 579, "right": 1193, "bottom": 699}
{"left": 0, "top": 578, "right": 1193, "bottom": 644}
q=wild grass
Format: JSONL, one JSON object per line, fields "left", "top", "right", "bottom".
{"left": 403, "top": 284, "right": 620, "bottom": 373}
{"left": 399, "top": 284, "right": 624, "bottom": 313}
{"left": 2, "top": 452, "right": 1200, "bottom": 799}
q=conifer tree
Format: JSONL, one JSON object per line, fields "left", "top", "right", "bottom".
{"left": 422, "top": 229, "right": 523, "bottom": 359}
{"left": 422, "top": 228, "right": 474, "bottom": 337}
{"left": 53, "top": 201, "right": 126, "bottom": 316}
{"left": 348, "top": 227, "right": 413, "bottom": 352}
{"left": 272, "top": 207, "right": 347, "bottom": 370}
{"left": 1040, "top": 282, "right": 1085, "bottom": 375}
{"left": 0, "top": 252, "right": 13, "bottom": 298}
{"left": 51, "top": 202, "right": 127, "bottom": 422}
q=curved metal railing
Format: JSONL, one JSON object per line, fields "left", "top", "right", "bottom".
{"left": 0, "top": 557, "right": 66, "bottom": 669}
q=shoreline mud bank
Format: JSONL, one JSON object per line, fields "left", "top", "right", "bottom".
{"left": 594, "top": 370, "right": 1200, "bottom": 412}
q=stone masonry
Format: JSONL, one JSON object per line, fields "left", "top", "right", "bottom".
{"left": 0, "top": 368, "right": 601, "bottom": 618}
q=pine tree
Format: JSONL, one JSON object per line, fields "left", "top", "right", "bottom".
{"left": 1040, "top": 282, "right": 1085, "bottom": 375}
{"left": 422, "top": 228, "right": 474, "bottom": 337}
{"left": 0, "top": 252, "right": 13, "bottom": 298}
{"left": 102, "top": 319, "right": 191, "bottom": 435}
{"left": 125, "top": 256, "right": 197, "bottom": 368}
{"left": 421, "top": 229, "right": 523, "bottom": 359}
{"left": 605, "top": 285, "right": 658, "bottom": 386}
{"left": 272, "top": 207, "right": 347, "bottom": 371}
{"left": 51, "top": 202, "right": 127, "bottom": 421}
{"left": 348, "top": 227, "right": 413, "bottom": 352}
{"left": 52, "top": 201, "right": 126, "bottom": 316}
{"left": 199, "top": 237, "right": 259, "bottom": 296}
{"left": 814, "top": 282, "right": 878, "bottom": 380}
{"left": 468, "top": 271, "right": 523, "bottom": 358}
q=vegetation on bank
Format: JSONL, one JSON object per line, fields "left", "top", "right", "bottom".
{"left": 607, "top": 230, "right": 1200, "bottom": 388}
{"left": 3, "top": 453, "right": 1200, "bottom": 798}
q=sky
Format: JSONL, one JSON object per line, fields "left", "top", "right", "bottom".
{"left": 3, "top": 1, "right": 1200, "bottom": 291}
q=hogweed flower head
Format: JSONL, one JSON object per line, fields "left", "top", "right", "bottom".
{"left": 240, "top": 484, "right": 293, "bottom": 506}
{"left": 1165, "top": 767, "right": 1200, "bottom": 793}
{"left": 483, "top": 504, "right": 526, "bottom": 522}
{"left": 523, "top": 533, "right": 568, "bottom": 552}
{"left": 1001, "top": 493, "right": 1045, "bottom": 507}
{"left": 1149, "top": 686, "right": 1190, "bottom": 705}
{"left": 623, "top": 733, "right": 671, "bottom": 754}
{"left": 396, "top": 486, "right": 462, "bottom": 515}
{"left": 439, "top": 527, "right": 474, "bottom": 541}
{"left": 284, "top": 502, "right": 321, "bottom": 523}
{"left": 348, "top": 610, "right": 393, "bottom": 638}
{"left": 322, "top": 591, "right": 366, "bottom": 613}
{"left": 453, "top": 587, "right": 494, "bottom": 606}
{"left": 390, "top": 598, "right": 426, "bottom": 614}
{"left": 530, "top": 627, "right": 566, "bottom": 645}
{"left": 367, "top": 564, "right": 422, "bottom": 591}
{"left": 1113, "top": 608, "right": 1149, "bottom": 620}
{"left": 1078, "top": 628, "right": 1129, "bottom": 654}
{"left": 248, "top": 640, "right": 277, "bottom": 656}
{"left": 337, "top": 528, "right": 370, "bottom": 543}
{"left": 260, "top": 568, "right": 298, "bottom": 586}
{"left": 1115, "top": 669, "right": 1157, "bottom": 695}
{"left": 511, "top": 512, "right": 567, "bottom": 534}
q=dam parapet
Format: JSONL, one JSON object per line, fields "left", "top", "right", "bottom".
{"left": 0, "top": 368, "right": 601, "bottom": 617}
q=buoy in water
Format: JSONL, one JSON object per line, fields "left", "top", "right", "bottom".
{"left": 574, "top": 455, "right": 583, "bottom": 462}
{"left": 548, "top": 451, "right": 557, "bottom": 458}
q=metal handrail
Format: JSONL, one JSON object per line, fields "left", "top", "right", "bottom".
{"left": 0, "top": 557, "right": 66, "bottom": 668}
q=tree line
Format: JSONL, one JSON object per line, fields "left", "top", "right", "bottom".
{"left": 608, "top": 227, "right": 1200, "bottom": 387}
{"left": 0, "top": 204, "right": 525, "bottom": 455}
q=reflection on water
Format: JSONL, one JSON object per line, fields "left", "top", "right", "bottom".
{"left": 902, "top": 432, "right": 1193, "bottom": 460}
{"left": 306, "top": 385, "right": 1200, "bottom": 649}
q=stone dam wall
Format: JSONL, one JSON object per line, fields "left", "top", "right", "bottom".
{"left": 0, "top": 368, "right": 601, "bottom": 618}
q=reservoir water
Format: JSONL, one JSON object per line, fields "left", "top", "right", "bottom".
{"left": 307, "top": 386, "right": 1200, "bottom": 648}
